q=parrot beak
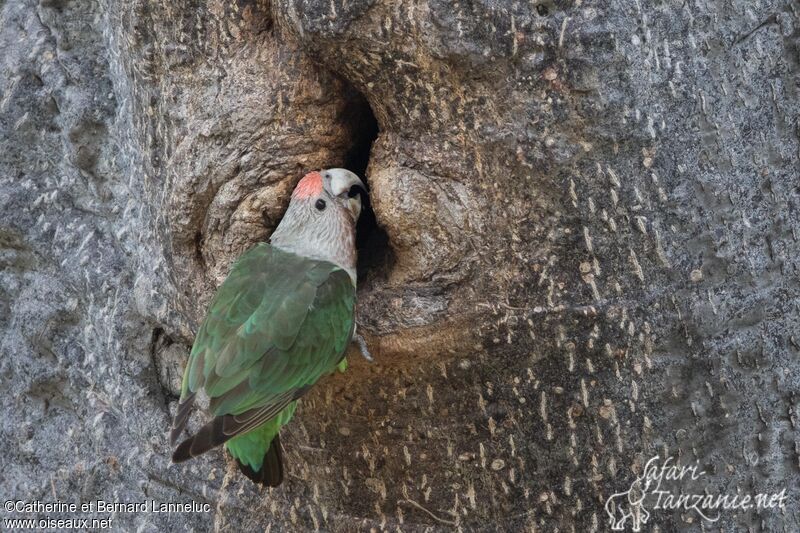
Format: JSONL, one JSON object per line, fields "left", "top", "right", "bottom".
{"left": 323, "top": 168, "right": 367, "bottom": 220}
{"left": 346, "top": 194, "right": 362, "bottom": 220}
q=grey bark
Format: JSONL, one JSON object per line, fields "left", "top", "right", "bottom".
{"left": 1, "top": 0, "right": 798, "bottom": 531}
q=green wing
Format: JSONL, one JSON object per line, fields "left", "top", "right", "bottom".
{"left": 170, "top": 243, "right": 355, "bottom": 457}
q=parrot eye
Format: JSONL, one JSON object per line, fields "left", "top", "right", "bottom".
{"left": 315, "top": 199, "right": 327, "bottom": 211}
{"left": 347, "top": 184, "right": 365, "bottom": 198}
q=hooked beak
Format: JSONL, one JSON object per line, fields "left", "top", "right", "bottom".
{"left": 322, "top": 168, "right": 367, "bottom": 220}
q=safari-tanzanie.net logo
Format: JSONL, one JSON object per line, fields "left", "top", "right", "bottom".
{"left": 604, "top": 455, "right": 788, "bottom": 531}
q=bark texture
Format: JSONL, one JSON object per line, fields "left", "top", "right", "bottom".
{"left": 1, "top": 0, "right": 798, "bottom": 531}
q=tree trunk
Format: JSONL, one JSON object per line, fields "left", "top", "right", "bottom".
{"left": 1, "top": 0, "right": 798, "bottom": 530}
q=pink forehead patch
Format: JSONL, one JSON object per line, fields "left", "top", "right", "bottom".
{"left": 292, "top": 171, "right": 324, "bottom": 199}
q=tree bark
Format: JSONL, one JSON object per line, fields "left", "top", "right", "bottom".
{"left": 1, "top": 0, "right": 798, "bottom": 530}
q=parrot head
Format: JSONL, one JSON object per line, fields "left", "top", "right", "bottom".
{"left": 269, "top": 168, "right": 367, "bottom": 280}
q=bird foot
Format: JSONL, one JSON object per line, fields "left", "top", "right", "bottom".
{"left": 354, "top": 333, "right": 373, "bottom": 362}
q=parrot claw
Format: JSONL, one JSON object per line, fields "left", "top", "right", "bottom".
{"left": 354, "top": 333, "right": 373, "bottom": 362}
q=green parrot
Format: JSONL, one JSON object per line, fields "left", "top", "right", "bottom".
{"left": 170, "top": 168, "right": 369, "bottom": 486}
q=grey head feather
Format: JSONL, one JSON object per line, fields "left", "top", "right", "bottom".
{"left": 270, "top": 169, "right": 365, "bottom": 284}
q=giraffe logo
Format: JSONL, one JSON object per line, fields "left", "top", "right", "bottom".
{"left": 604, "top": 458, "right": 660, "bottom": 531}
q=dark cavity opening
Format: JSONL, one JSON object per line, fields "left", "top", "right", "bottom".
{"left": 338, "top": 87, "right": 394, "bottom": 283}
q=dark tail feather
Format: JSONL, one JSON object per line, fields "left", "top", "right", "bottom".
{"left": 172, "top": 403, "right": 285, "bottom": 463}
{"left": 169, "top": 393, "right": 196, "bottom": 446}
{"left": 172, "top": 415, "right": 229, "bottom": 463}
{"left": 235, "top": 434, "right": 284, "bottom": 487}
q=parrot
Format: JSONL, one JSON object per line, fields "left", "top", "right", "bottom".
{"left": 170, "top": 168, "right": 369, "bottom": 486}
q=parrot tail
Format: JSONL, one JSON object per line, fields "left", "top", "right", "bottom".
{"left": 169, "top": 392, "right": 196, "bottom": 446}
{"left": 235, "top": 433, "right": 284, "bottom": 487}
{"left": 171, "top": 415, "right": 229, "bottom": 463}
{"left": 171, "top": 393, "right": 298, "bottom": 463}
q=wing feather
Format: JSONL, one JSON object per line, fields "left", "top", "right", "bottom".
{"left": 170, "top": 243, "right": 355, "bottom": 449}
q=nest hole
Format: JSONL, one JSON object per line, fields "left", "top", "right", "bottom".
{"left": 338, "top": 87, "right": 394, "bottom": 284}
